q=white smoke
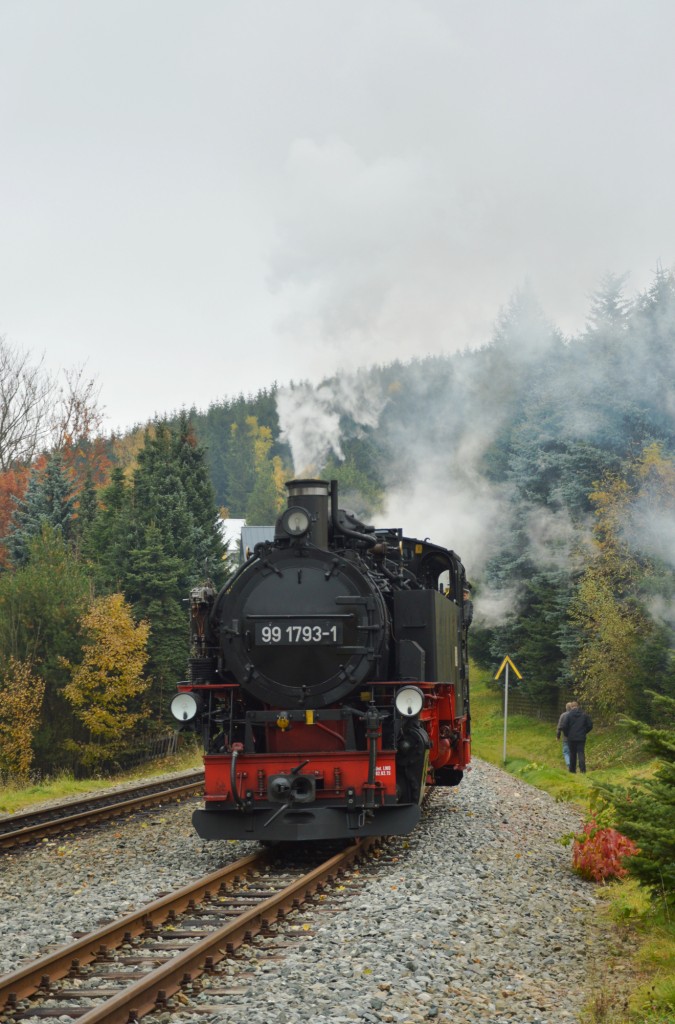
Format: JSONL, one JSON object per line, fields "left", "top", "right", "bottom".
{"left": 277, "top": 372, "right": 388, "bottom": 475}
{"left": 646, "top": 595, "right": 675, "bottom": 629}
{"left": 473, "top": 585, "right": 520, "bottom": 629}
{"left": 379, "top": 410, "right": 513, "bottom": 579}
{"left": 624, "top": 504, "right": 675, "bottom": 568}
{"left": 524, "top": 506, "right": 593, "bottom": 573}
{"left": 274, "top": 270, "right": 675, "bottom": 636}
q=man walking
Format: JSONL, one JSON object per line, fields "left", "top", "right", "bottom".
{"left": 562, "top": 701, "right": 593, "bottom": 773}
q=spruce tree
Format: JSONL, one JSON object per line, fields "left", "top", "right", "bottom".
{"left": 83, "top": 467, "right": 133, "bottom": 592}
{"left": 73, "top": 470, "right": 98, "bottom": 552}
{"left": 596, "top": 693, "right": 675, "bottom": 909}
{"left": 105, "top": 419, "right": 227, "bottom": 721}
{"left": 132, "top": 418, "right": 226, "bottom": 588}
{"left": 222, "top": 419, "right": 257, "bottom": 516}
{"left": 81, "top": 420, "right": 226, "bottom": 725}
{"left": 6, "top": 451, "right": 76, "bottom": 566}
{"left": 124, "top": 523, "right": 187, "bottom": 720}
{"left": 172, "top": 414, "right": 227, "bottom": 579}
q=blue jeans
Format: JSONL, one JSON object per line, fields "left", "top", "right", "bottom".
{"left": 562, "top": 739, "right": 570, "bottom": 769}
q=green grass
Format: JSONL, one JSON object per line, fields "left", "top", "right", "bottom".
{"left": 0, "top": 743, "right": 202, "bottom": 814}
{"left": 588, "top": 881, "right": 675, "bottom": 1024}
{"left": 470, "top": 666, "right": 654, "bottom": 809}
{"left": 470, "top": 664, "right": 674, "bottom": 1024}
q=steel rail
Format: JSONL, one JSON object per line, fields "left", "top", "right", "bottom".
{"left": 0, "top": 839, "right": 375, "bottom": 1024}
{"left": 77, "top": 838, "right": 375, "bottom": 1024}
{"left": 0, "top": 851, "right": 265, "bottom": 1004}
{"left": 0, "top": 770, "right": 204, "bottom": 831}
{"left": 0, "top": 777, "right": 204, "bottom": 849}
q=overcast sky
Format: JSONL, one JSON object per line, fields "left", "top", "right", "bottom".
{"left": 1, "top": 1, "right": 673, "bottom": 432}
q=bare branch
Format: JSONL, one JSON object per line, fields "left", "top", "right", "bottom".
{"left": 0, "top": 337, "right": 54, "bottom": 470}
{"left": 49, "top": 364, "right": 105, "bottom": 450}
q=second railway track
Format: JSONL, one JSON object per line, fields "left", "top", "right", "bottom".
{"left": 0, "top": 839, "right": 377, "bottom": 1024}
{"left": 0, "top": 771, "right": 204, "bottom": 850}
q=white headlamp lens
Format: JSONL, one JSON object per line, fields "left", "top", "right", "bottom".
{"left": 395, "top": 686, "right": 424, "bottom": 717}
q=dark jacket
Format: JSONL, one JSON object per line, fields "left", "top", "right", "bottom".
{"left": 562, "top": 707, "right": 593, "bottom": 742}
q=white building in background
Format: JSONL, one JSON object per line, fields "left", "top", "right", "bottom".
{"left": 219, "top": 517, "right": 246, "bottom": 557}
{"left": 219, "top": 518, "right": 275, "bottom": 564}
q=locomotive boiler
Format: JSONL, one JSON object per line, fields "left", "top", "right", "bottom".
{"left": 172, "top": 479, "right": 471, "bottom": 842}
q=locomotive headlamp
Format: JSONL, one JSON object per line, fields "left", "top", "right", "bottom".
{"left": 281, "top": 506, "right": 311, "bottom": 537}
{"left": 395, "top": 685, "right": 424, "bottom": 718}
{"left": 170, "top": 692, "right": 202, "bottom": 722}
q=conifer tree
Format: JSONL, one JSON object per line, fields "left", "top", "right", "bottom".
{"left": 222, "top": 418, "right": 257, "bottom": 516}
{"left": 131, "top": 417, "right": 226, "bottom": 587}
{"left": 82, "top": 467, "right": 133, "bottom": 592}
{"left": 123, "top": 522, "right": 187, "bottom": 719}
{"left": 6, "top": 451, "right": 76, "bottom": 565}
{"left": 596, "top": 693, "right": 675, "bottom": 909}
{"left": 176, "top": 416, "right": 235, "bottom": 576}
{"left": 73, "top": 469, "right": 98, "bottom": 551}
{"left": 80, "top": 419, "right": 225, "bottom": 725}
{"left": 585, "top": 271, "right": 632, "bottom": 335}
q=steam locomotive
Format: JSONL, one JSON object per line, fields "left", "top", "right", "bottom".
{"left": 172, "top": 479, "right": 471, "bottom": 842}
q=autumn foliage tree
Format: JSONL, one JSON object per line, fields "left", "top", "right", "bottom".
{"left": 0, "top": 657, "right": 46, "bottom": 781}
{"left": 245, "top": 417, "right": 286, "bottom": 524}
{"left": 0, "top": 462, "right": 32, "bottom": 567}
{"left": 63, "top": 593, "right": 150, "bottom": 770}
{"left": 571, "top": 443, "right": 675, "bottom": 717}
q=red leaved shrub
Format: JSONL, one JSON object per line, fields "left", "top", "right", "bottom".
{"left": 572, "top": 821, "right": 639, "bottom": 882}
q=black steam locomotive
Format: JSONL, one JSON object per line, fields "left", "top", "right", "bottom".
{"left": 172, "top": 479, "right": 471, "bottom": 842}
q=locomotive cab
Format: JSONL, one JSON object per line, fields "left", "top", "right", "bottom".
{"left": 173, "top": 478, "right": 471, "bottom": 841}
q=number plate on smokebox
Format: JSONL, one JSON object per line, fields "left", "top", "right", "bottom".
{"left": 255, "top": 621, "right": 343, "bottom": 645}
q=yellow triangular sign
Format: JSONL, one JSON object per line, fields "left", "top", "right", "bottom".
{"left": 495, "top": 655, "right": 523, "bottom": 681}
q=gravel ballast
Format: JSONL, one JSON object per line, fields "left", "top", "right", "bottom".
{"left": 0, "top": 759, "right": 610, "bottom": 1023}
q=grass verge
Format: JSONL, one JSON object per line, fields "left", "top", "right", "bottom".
{"left": 470, "top": 664, "right": 674, "bottom": 1024}
{"left": 0, "top": 741, "right": 202, "bottom": 815}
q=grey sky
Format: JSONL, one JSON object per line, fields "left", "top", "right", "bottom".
{"left": 1, "top": 1, "right": 673, "bottom": 432}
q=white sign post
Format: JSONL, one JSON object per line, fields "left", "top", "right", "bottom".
{"left": 495, "top": 655, "right": 523, "bottom": 765}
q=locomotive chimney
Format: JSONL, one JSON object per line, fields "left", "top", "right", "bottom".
{"left": 285, "top": 478, "right": 330, "bottom": 548}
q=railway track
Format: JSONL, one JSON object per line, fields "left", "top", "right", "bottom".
{"left": 0, "top": 770, "right": 204, "bottom": 850}
{"left": 0, "top": 838, "right": 376, "bottom": 1024}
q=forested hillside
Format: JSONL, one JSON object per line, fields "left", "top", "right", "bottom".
{"left": 1, "top": 268, "right": 673, "bottom": 778}
{"left": 0, "top": 398, "right": 226, "bottom": 777}
{"left": 189, "top": 270, "right": 675, "bottom": 722}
